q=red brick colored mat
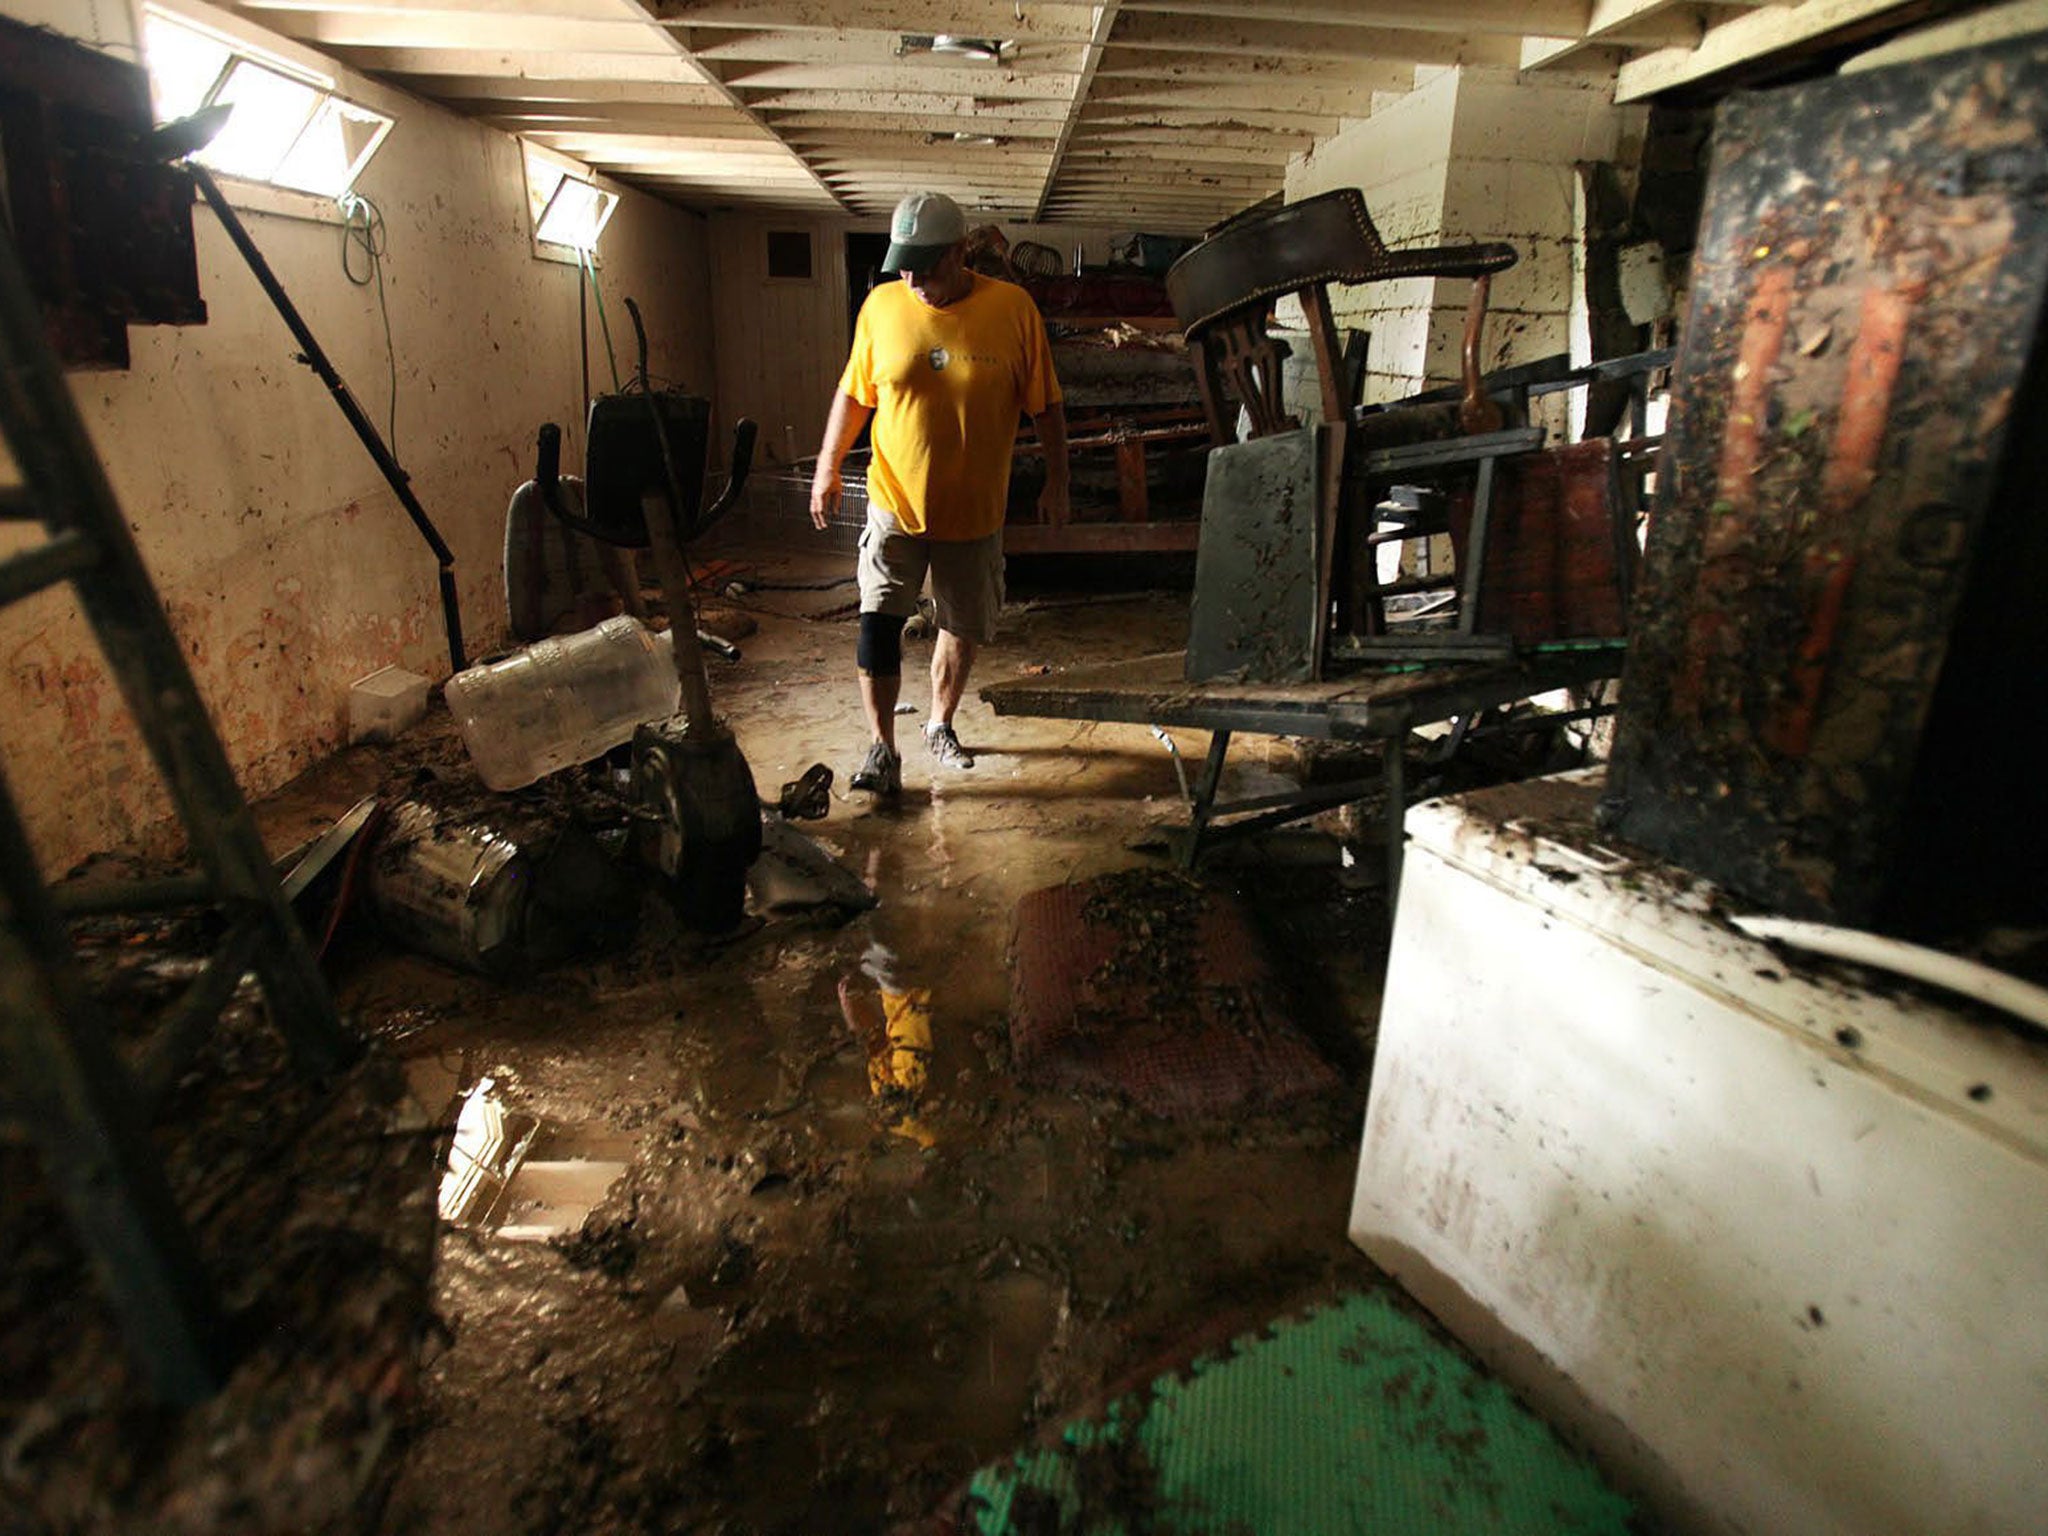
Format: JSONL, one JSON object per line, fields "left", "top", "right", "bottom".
{"left": 1008, "top": 870, "right": 1339, "bottom": 1117}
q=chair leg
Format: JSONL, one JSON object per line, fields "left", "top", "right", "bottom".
{"left": 1459, "top": 275, "right": 1505, "bottom": 435}
{"left": 1456, "top": 455, "right": 1501, "bottom": 637}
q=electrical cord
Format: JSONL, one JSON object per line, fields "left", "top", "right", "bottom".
{"left": 338, "top": 192, "right": 400, "bottom": 460}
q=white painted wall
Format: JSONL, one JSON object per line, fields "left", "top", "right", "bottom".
{"left": 1439, "top": 69, "right": 1637, "bottom": 381}
{"left": 0, "top": 3, "right": 712, "bottom": 872}
{"left": 708, "top": 211, "right": 854, "bottom": 476}
{"left": 1286, "top": 70, "right": 1460, "bottom": 404}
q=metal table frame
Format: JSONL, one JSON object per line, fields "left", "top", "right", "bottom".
{"left": 983, "top": 644, "right": 1625, "bottom": 895}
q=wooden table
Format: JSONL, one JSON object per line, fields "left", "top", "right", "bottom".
{"left": 982, "top": 644, "right": 1625, "bottom": 892}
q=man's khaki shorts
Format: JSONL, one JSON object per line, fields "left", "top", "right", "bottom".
{"left": 856, "top": 506, "right": 1004, "bottom": 644}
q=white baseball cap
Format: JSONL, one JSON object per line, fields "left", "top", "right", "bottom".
{"left": 882, "top": 191, "right": 968, "bottom": 274}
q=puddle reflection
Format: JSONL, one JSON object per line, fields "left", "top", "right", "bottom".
{"left": 838, "top": 941, "right": 936, "bottom": 1148}
{"left": 434, "top": 1075, "right": 630, "bottom": 1239}
{"left": 437, "top": 1076, "right": 538, "bottom": 1226}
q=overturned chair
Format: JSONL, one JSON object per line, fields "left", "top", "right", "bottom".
{"left": 1166, "top": 187, "right": 1636, "bottom": 681}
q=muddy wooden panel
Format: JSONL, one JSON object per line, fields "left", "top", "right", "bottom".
{"left": 1185, "top": 427, "right": 1324, "bottom": 685}
{"left": 1601, "top": 39, "right": 2048, "bottom": 926}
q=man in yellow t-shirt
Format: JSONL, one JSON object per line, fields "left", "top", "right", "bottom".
{"left": 809, "top": 190, "right": 1070, "bottom": 799}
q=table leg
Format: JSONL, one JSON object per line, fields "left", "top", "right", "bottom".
{"left": 1183, "top": 729, "right": 1233, "bottom": 869}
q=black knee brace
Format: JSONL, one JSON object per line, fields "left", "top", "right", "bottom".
{"left": 857, "top": 611, "right": 906, "bottom": 676}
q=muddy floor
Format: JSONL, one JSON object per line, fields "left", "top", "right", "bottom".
{"left": 339, "top": 542, "right": 1392, "bottom": 1534}
{"left": 18, "top": 539, "right": 1403, "bottom": 1535}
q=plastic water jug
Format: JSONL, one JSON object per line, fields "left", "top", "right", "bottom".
{"left": 444, "top": 616, "right": 680, "bottom": 790}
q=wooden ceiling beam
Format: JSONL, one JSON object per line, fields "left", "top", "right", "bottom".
{"left": 1116, "top": 0, "right": 1592, "bottom": 33}
{"left": 769, "top": 113, "right": 1061, "bottom": 137}
{"left": 1522, "top": 0, "right": 1730, "bottom": 69}
{"left": 1033, "top": 1, "right": 1120, "bottom": 223}
{"left": 646, "top": 0, "right": 1101, "bottom": 42}
{"left": 1617, "top": 0, "right": 1921, "bottom": 98}
{"left": 710, "top": 62, "right": 1081, "bottom": 97}
{"left": 1069, "top": 130, "right": 1306, "bottom": 156}
{"left": 521, "top": 131, "right": 799, "bottom": 158}
{"left": 382, "top": 74, "right": 732, "bottom": 105}
{"left": 1108, "top": 12, "right": 1519, "bottom": 63}
{"left": 248, "top": 9, "right": 670, "bottom": 55}
{"left": 778, "top": 127, "right": 1051, "bottom": 149}
{"left": 1085, "top": 75, "right": 1403, "bottom": 112}
{"left": 738, "top": 90, "right": 1070, "bottom": 117}
{"left": 477, "top": 108, "right": 777, "bottom": 136}
{"left": 1077, "top": 103, "right": 1343, "bottom": 133}
{"left": 628, "top": 174, "right": 840, "bottom": 195}
{"left": 1093, "top": 48, "right": 1425, "bottom": 85}
{"left": 239, "top": 0, "right": 632, "bottom": 16}
{"left": 1062, "top": 150, "right": 1293, "bottom": 173}
{"left": 686, "top": 30, "right": 1085, "bottom": 69}
{"left": 324, "top": 45, "right": 703, "bottom": 80}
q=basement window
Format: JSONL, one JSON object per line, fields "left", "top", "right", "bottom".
{"left": 766, "top": 230, "right": 814, "bottom": 281}
{"left": 139, "top": 5, "right": 392, "bottom": 200}
{"left": 524, "top": 145, "right": 620, "bottom": 260}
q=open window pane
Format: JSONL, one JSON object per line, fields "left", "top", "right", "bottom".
{"left": 525, "top": 150, "right": 568, "bottom": 228}
{"left": 141, "top": 8, "right": 392, "bottom": 199}
{"left": 196, "top": 58, "right": 322, "bottom": 184}
{"left": 535, "top": 175, "right": 617, "bottom": 252}
{"left": 272, "top": 95, "right": 393, "bottom": 198}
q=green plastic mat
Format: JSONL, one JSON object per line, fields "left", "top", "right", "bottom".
{"left": 962, "top": 1289, "right": 1635, "bottom": 1535}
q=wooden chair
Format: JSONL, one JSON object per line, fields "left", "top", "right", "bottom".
{"left": 1167, "top": 189, "right": 1518, "bottom": 446}
{"left": 1166, "top": 190, "right": 1520, "bottom": 669}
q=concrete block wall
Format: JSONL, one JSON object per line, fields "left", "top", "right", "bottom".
{"left": 0, "top": 3, "right": 713, "bottom": 872}
{"left": 1283, "top": 67, "right": 1643, "bottom": 410}
{"left": 1284, "top": 68, "right": 1450, "bottom": 405}
{"left": 1439, "top": 70, "right": 1640, "bottom": 384}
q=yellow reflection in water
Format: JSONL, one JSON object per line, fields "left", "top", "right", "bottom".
{"left": 840, "top": 945, "right": 936, "bottom": 1147}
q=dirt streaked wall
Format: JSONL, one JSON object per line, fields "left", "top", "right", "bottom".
{"left": 0, "top": 2, "right": 712, "bottom": 871}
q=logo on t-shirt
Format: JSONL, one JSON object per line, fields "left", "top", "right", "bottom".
{"left": 927, "top": 346, "right": 950, "bottom": 372}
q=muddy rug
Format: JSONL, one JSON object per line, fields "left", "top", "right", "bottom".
{"left": 951, "top": 1288, "right": 1635, "bottom": 1534}
{"left": 1008, "top": 870, "right": 1339, "bottom": 1118}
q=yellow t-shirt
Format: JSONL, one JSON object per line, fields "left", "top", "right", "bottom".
{"left": 837, "top": 273, "right": 1062, "bottom": 540}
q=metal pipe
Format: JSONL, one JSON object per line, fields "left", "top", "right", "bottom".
{"left": 621, "top": 298, "right": 716, "bottom": 730}
{"left": 189, "top": 166, "right": 466, "bottom": 672}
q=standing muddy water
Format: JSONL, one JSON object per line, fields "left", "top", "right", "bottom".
{"left": 254, "top": 547, "right": 1392, "bottom": 1533}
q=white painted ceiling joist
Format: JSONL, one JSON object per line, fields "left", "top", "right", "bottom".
{"left": 219, "top": 0, "right": 1964, "bottom": 231}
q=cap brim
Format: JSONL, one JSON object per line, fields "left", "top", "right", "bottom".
{"left": 883, "top": 239, "right": 952, "bottom": 274}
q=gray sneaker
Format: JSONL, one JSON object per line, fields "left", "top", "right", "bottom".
{"left": 923, "top": 721, "right": 975, "bottom": 769}
{"left": 849, "top": 740, "right": 901, "bottom": 797}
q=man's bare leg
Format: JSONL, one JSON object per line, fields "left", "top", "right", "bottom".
{"left": 860, "top": 669, "right": 900, "bottom": 750}
{"left": 930, "top": 629, "right": 977, "bottom": 728}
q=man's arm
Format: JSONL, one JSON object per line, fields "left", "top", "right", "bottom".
{"left": 810, "top": 391, "right": 875, "bottom": 531}
{"left": 1032, "top": 401, "right": 1070, "bottom": 527}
